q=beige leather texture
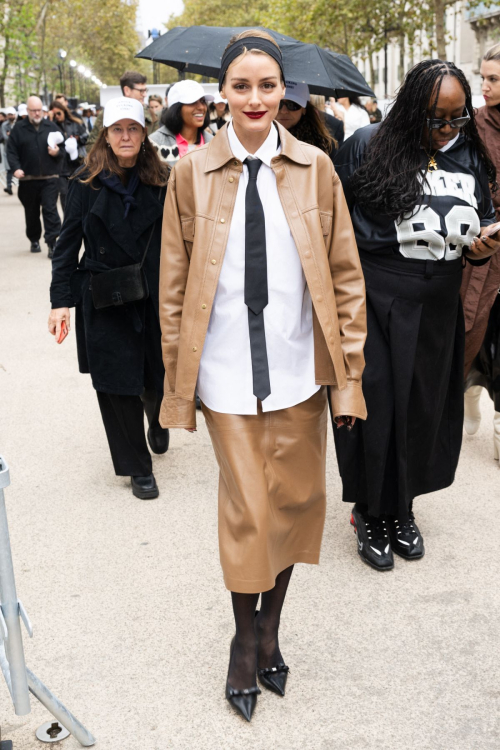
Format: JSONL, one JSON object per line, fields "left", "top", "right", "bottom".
{"left": 202, "top": 387, "right": 329, "bottom": 594}
{"left": 158, "top": 122, "right": 367, "bottom": 429}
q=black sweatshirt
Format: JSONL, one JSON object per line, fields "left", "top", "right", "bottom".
{"left": 334, "top": 124, "right": 495, "bottom": 261}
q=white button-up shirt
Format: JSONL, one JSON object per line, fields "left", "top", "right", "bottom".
{"left": 197, "top": 122, "right": 320, "bottom": 415}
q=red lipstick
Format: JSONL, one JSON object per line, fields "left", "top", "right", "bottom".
{"left": 244, "top": 111, "right": 267, "bottom": 119}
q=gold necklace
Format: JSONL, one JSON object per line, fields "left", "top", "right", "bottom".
{"left": 426, "top": 151, "right": 438, "bottom": 172}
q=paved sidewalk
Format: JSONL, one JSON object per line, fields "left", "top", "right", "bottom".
{"left": 0, "top": 191, "right": 499, "bottom": 750}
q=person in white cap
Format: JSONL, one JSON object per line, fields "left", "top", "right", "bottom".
{"left": 87, "top": 70, "right": 153, "bottom": 147}
{"left": 6, "top": 95, "right": 64, "bottom": 254}
{"left": 208, "top": 91, "right": 230, "bottom": 133}
{"left": 275, "top": 81, "right": 337, "bottom": 160}
{"left": 48, "top": 96, "right": 171, "bottom": 501}
{"left": 150, "top": 79, "right": 214, "bottom": 167}
{"left": 17, "top": 103, "right": 28, "bottom": 118}
{"left": 2, "top": 106, "right": 17, "bottom": 194}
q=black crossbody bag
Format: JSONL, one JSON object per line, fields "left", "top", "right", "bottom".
{"left": 91, "top": 188, "right": 163, "bottom": 310}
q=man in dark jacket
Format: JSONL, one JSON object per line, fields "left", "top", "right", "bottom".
{"left": 7, "top": 95, "right": 63, "bottom": 256}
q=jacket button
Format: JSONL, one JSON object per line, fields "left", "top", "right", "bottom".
{"left": 229, "top": 177, "right": 234, "bottom": 183}
{"left": 233, "top": 161, "right": 238, "bottom": 166}
{"left": 316, "top": 295, "right": 323, "bottom": 302}
{"left": 211, "top": 259, "right": 217, "bottom": 265}
{"left": 304, "top": 251, "right": 311, "bottom": 258}
{"left": 201, "top": 304, "right": 207, "bottom": 309}
{"left": 192, "top": 346, "right": 197, "bottom": 352}
{"left": 220, "top": 218, "right": 225, "bottom": 223}
{"left": 99, "top": 247, "right": 105, "bottom": 254}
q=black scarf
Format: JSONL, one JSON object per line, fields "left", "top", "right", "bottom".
{"left": 98, "top": 167, "right": 140, "bottom": 218}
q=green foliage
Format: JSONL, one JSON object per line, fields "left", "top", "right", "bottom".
{"left": 0, "top": 0, "right": 145, "bottom": 106}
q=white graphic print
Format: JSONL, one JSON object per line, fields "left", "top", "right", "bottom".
{"left": 396, "top": 170, "right": 480, "bottom": 261}
{"left": 420, "top": 170, "right": 477, "bottom": 208}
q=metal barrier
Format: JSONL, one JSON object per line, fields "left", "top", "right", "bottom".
{"left": 0, "top": 455, "right": 96, "bottom": 746}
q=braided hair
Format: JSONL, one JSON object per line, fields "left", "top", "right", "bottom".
{"left": 350, "top": 59, "right": 497, "bottom": 220}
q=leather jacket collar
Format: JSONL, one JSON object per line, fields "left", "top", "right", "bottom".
{"left": 204, "top": 121, "right": 311, "bottom": 173}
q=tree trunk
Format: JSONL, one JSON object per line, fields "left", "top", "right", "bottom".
{"left": 399, "top": 32, "right": 405, "bottom": 83}
{"left": 369, "top": 51, "right": 376, "bottom": 91}
{"left": 0, "top": 35, "right": 11, "bottom": 108}
{"left": 434, "top": 0, "right": 447, "bottom": 59}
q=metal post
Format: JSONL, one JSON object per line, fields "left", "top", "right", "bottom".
{"left": 0, "top": 456, "right": 96, "bottom": 746}
{"left": 0, "top": 458, "right": 30, "bottom": 716}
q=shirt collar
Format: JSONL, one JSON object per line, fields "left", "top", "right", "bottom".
{"left": 227, "top": 121, "right": 280, "bottom": 167}
{"left": 438, "top": 133, "right": 460, "bottom": 153}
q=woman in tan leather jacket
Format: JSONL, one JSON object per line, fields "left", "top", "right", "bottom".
{"left": 158, "top": 30, "right": 367, "bottom": 721}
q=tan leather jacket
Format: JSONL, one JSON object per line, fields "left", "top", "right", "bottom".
{"left": 159, "top": 122, "right": 367, "bottom": 429}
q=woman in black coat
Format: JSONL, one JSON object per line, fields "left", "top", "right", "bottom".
{"left": 48, "top": 96, "right": 170, "bottom": 500}
{"left": 50, "top": 100, "right": 88, "bottom": 213}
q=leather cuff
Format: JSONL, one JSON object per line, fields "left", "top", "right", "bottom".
{"left": 159, "top": 394, "right": 196, "bottom": 429}
{"left": 328, "top": 381, "right": 367, "bottom": 421}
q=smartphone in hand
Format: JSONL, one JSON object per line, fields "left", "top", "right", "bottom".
{"left": 480, "top": 221, "right": 500, "bottom": 241}
{"left": 58, "top": 320, "right": 68, "bottom": 344}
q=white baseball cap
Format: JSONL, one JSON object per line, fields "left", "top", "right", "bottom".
{"left": 284, "top": 81, "right": 310, "bottom": 109}
{"left": 168, "top": 80, "right": 214, "bottom": 107}
{"left": 213, "top": 92, "right": 228, "bottom": 105}
{"left": 18, "top": 103, "right": 28, "bottom": 116}
{"left": 103, "top": 97, "right": 145, "bottom": 127}
{"left": 5, "top": 106, "right": 17, "bottom": 116}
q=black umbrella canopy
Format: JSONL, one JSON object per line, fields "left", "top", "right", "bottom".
{"left": 136, "top": 26, "right": 374, "bottom": 98}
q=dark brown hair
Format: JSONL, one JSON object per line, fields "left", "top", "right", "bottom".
{"left": 288, "top": 102, "right": 336, "bottom": 154}
{"left": 78, "top": 127, "right": 169, "bottom": 187}
{"left": 119, "top": 70, "right": 147, "bottom": 95}
{"left": 49, "top": 100, "right": 83, "bottom": 125}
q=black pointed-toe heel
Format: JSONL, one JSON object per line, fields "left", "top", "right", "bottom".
{"left": 226, "top": 637, "right": 261, "bottom": 722}
{"left": 225, "top": 681, "right": 261, "bottom": 722}
{"left": 257, "top": 663, "right": 289, "bottom": 696}
{"left": 254, "top": 611, "right": 290, "bottom": 697}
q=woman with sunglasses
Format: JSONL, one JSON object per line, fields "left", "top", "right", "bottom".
{"left": 334, "top": 60, "right": 499, "bottom": 571}
{"left": 275, "top": 82, "right": 337, "bottom": 158}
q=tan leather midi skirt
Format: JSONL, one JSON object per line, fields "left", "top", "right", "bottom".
{"left": 201, "top": 387, "right": 328, "bottom": 594}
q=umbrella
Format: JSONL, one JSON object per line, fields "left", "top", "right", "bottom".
{"left": 136, "top": 26, "right": 374, "bottom": 98}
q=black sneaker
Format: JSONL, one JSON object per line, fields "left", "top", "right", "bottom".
{"left": 4, "top": 187, "right": 13, "bottom": 195}
{"left": 350, "top": 507, "right": 394, "bottom": 571}
{"left": 387, "top": 512, "right": 425, "bottom": 560}
{"left": 30, "top": 241, "right": 41, "bottom": 253}
{"left": 47, "top": 245, "right": 55, "bottom": 259}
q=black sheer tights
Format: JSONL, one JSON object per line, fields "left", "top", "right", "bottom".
{"left": 228, "top": 565, "right": 294, "bottom": 690}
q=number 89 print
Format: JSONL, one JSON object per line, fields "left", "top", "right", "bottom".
{"left": 396, "top": 204, "right": 480, "bottom": 261}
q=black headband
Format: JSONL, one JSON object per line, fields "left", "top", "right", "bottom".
{"left": 219, "top": 37, "right": 285, "bottom": 91}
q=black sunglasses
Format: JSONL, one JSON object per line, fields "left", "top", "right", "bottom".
{"left": 426, "top": 107, "right": 470, "bottom": 130}
{"left": 279, "top": 99, "right": 303, "bottom": 112}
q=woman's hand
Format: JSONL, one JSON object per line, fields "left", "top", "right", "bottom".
{"left": 48, "top": 307, "right": 71, "bottom": 344}
{"left": 468, "top": 226, "right": 500, "bottom": 260}
{"left": 335, "top": 416, "right": 356, "bottom": 431}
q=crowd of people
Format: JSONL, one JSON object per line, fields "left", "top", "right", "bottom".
{"left": 2, "top": 32, "right": 499, "bottom": 723}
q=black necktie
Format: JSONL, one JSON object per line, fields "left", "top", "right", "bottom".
{"left": 244, "top": 157, "right": 271, "bottom": 401}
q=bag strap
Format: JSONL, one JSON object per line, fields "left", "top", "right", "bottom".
{"left": 139, "top": 186, "right": 164, "bottom": 269}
